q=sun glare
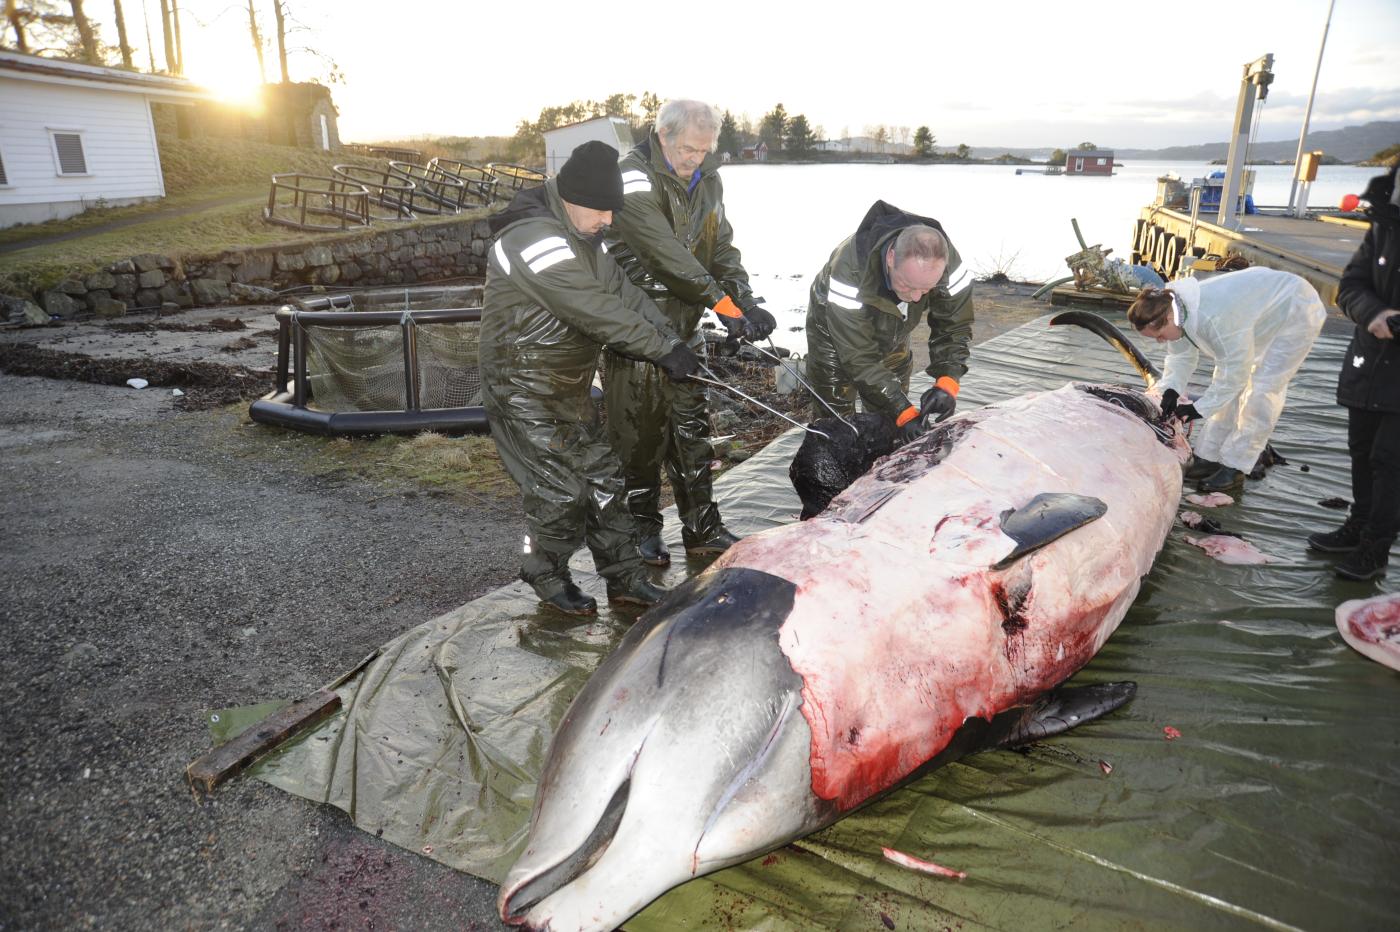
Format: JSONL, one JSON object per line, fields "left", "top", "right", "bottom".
{"left": 182, "top": 32, "right": 265, "bottom": 111}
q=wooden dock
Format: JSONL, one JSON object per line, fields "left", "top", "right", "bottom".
{"left": 1132, "top": 206, "right": 1366, "bottom": 305}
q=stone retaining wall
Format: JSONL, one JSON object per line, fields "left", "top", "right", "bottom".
{"left": 4, "top": 217, "right": 492, "bottom": 323}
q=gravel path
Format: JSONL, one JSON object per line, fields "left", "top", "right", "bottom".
{"left": 0, "top": 374, "right": 519, "bottom": 931}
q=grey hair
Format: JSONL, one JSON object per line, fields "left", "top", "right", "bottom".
{"left": 657, "top": 99, "right": 721, "bottom": 149}
{"left": 892, "top": 226, "right": 948, "bottom": 266}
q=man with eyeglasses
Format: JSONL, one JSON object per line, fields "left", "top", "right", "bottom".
{"left": 805, "top": 200, "right": 974, "bottom": 443}
{"left": 603, "top": 98, "right": 777, "bottom": 565}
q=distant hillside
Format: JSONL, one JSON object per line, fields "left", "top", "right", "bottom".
{"left": 1116, "top": 121, "right": 1400, "bottom": 163}
{"left": 957, "top": 145, "right": 1052, "bottom": 159}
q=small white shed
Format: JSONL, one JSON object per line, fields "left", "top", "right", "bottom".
{"left": 542, "top": 117, "right": 634, "bottom": 176}
{"left": 0, "top": 51, "right": 210, "bottom": 228}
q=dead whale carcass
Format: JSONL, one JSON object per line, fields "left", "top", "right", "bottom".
{"left": 497, "top": 371, "right": 1188, "bottom": 931}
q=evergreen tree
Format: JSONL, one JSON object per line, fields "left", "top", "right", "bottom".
{"left": 717, "top": 110, "right": 741, "bottom": 158}
{"left": 912, "top": 126, "right": 935, "bottom": 157}
{"left": 955, "top": 143, "right": 971, "bottom": 160}
{"left": 785, "top": 114, "right": 815, "bottom": 155}
{"left": 759, "top": 103, "right": 788, "bottom": 149}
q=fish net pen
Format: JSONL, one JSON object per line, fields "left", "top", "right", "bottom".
{"left": 428, "top": 158, "right": 499, "bottom": 206}
{"left": 341, "top": 143, "right": 423, "bottom": 163}
{"left": 263, "top": 173, "right": 371, "bottom": 232}
{"left": 332, "top": 164, "right": 418, "bottom": 221}
{"left": 386, "top": 161, "right": 471, "bottom": 214}
{"left": 487, "top": 162, "right": 546, "bottom": 195}
{"left": 248, "top": 288, "right": 487, "bottom": 435}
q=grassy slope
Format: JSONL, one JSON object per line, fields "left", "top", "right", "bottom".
{"left": 0, "top": 138, "right": 484, "bottom": 294}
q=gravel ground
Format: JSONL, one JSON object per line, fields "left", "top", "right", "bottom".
{"left": 0, "top": 281, "right": 1050, "bottom": 931}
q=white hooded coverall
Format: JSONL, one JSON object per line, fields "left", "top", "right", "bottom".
{"left": 1160, "top": 268, "right": 1327, "bottom": 473}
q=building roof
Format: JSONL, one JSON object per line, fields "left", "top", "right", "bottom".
{"left": 1070, "top": 149, "right": 1115, "bottom": 158}
{"left": 542, "top": 115, "right": 632, "bottom": 136}
{"left": 0, "top": 49, "right": 212, "bottom": 103}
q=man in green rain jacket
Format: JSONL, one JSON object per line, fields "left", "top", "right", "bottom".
{"left": 480, "top": 141, "right": 699, "bottom": 616}
{"left": 806, "top": 200, "right": 974, "bottom": 440}
{"left": 604, "top": 99, "right": 777, "bottom": 566}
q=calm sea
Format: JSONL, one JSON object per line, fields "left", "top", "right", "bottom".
{"left": 717, "top": 160, "right": 1383, "bottom": 352}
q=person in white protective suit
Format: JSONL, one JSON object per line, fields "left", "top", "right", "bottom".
{"left": 1127, "top": 268, "right": 1327, "bottom": 494}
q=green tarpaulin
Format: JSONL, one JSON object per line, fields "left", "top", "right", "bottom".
{"left": 236, "top": 314, "right": 1400, "bottom": 930}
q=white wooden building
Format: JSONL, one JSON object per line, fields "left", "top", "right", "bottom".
{"left": 0, "top": 51, "right": 210, "bottom": 228}
{"left": 541, "top": 117, "right": 634, "bottom": 175}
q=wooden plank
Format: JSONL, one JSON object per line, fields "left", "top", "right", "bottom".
{"left": 1049, "top": 286, "right": 1134, "bottom": 310}
{"left": 185, "top": 688, "right": 341, "bottom": 799}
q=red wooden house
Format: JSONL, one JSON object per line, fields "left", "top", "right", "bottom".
{"left": 1065, "top": 150, "right": 1115, "bottom": 175}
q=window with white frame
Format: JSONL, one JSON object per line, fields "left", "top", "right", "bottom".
{"left": 0, "top": 145, "right": 8, "bottom": 185}
{"left": 1096, "top": 157, "right": 1107, "bottom": 166}
{"left": 50, "top": 130, "right": 88, "bottom": 175}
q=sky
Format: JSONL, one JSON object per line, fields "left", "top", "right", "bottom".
{"left": 103, "top": 0, "right": 1399, "bottom": 150}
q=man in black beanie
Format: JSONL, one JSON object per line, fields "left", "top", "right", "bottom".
{"left": 478, "top": 142, "right": 701, "bottom": 616}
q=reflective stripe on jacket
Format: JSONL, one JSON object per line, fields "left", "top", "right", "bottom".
{"left": 806, "top": 200, "right": 973, "bottom": 417}
{"left": 605, "top": 133, "right": 754, "bottom": 337}
{"left": 479, "top": 181, "right": 680, "bottom": 422}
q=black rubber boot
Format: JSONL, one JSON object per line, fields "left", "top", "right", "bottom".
{"left": 1184, "top": 456, "right": 1222, "bottom": 480}
{"left": 639, "top": 534, "right": 671, "bottom": 567}
{"left": 1307, "top": 514, "right": 1366, "bottom": 554}
{"left": 606, "top": 574, "right": 668, "bottom": 608}
{"left": 683, "top": 526, "right": 741, "bottom": 557}
{"left": 538, "top": 581, "right": 598, "bottom": 617}
{"left": 1196, "top": 465, "right": 1244, "bottom": 494}
{"left": 1335, "top": 536, "right": 1392, "bottom": 582}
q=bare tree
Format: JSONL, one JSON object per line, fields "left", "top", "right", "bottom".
{"left": 157, "top": 0, "right": 174, "bottom": 71}
{"left": 5, "top": 0, "right": 33, "bottom": 51}
{"left": 67, "top": 0, "right": 98, "bottom": 62}
{"left": 272, "top": 0, "right": 288, "bottom": 81}
{"left": 169, "top": 0, "right": 182, "bottom": 73}
{"left": 112, "top": 0, "right": 132, "bottom": 67}
{"left": 140, "top": 0, "right": 154, "bottom": 69}
{"left": 245, "top": 0, "right": 265, "bottom": 82}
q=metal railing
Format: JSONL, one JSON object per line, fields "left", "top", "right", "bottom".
{"left": 332, "top": 163, "right": 417, "bottom": 220}
{"left": 486, "top": 162, "right": 546, "bottom": 194}
{"left": 386, "top": 161, "right": 470, "bottom": 214}
{"left": 428, "top": 158, "right": 499, "bottom": 206}
{"left": 263, "top": 173, "right": 371, "bottom": 232}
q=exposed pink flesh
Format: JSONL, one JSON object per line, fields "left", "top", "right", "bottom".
{"left": 713, "top": 386, "right": 1181, "bottom": 810}
{"left": 1184, "top": 534, "right": 1274, "bottom": 564}
{"left": 882, "top": 846, "right": 967, "bottom": 879}
{"left": 1335, "top": 593, "right": 1400, "bottom": 672}
{"left": 1185, "top": 492, "right": 1234, "bottom": 508}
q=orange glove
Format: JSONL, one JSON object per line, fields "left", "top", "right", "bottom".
{"left": 712, "top": 295, "right": 747, "bottom": 339}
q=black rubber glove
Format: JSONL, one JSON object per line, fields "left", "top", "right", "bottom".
{"left": 741, "top": 305, "right": 778, "bottom": 341}
{"left": 1158, "top": 388, "right": 1179, "bottom": 417}
{"left": 918, "top": 386, "right": 957, "bottom": 423}
{"left": 1174, "top": 402, "right": 1202, "bottom": 422}
{"left": 716, "top": 312, "right": 747, "bottom": 340}
{"left": 1387, "top": 315, "right": 1400, "bottom": 337}
{"left": 898, "top": 417, "right": 929, "bottom": 443}
{"left": 656, "top": 344, "right": 700, "bottom": 382}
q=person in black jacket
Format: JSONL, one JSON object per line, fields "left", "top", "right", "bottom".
{"left": 1308, "top": 164, "right": 1400, "bottom": 581}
